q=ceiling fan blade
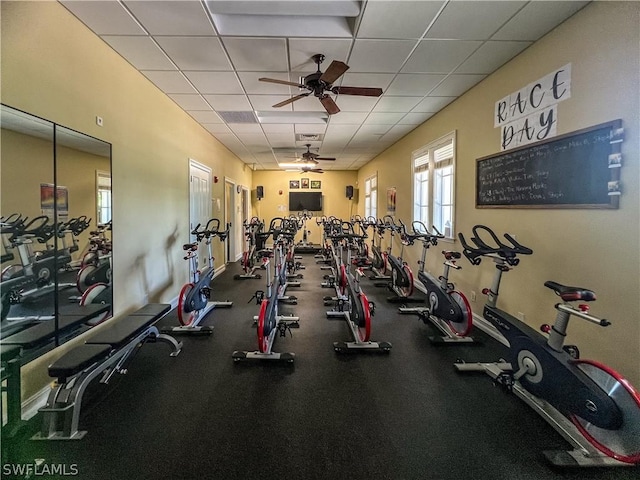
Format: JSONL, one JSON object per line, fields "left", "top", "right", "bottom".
{"left": 272, "top": 93, "right": 310, "bottom": 108}
{"left": 259, "top": 77, "right": 306, "bottom": 88}
{"left": 315, "top": 156, "right": 336, "bottom": 162}
{"left": 319, "top": 60, "right": 349, "bottom": 84}
{"left": 320, "top": 95, "right": 340, "bottom": 115}
{"left": 332, "top": 86, "right": 383, "bottom": 97}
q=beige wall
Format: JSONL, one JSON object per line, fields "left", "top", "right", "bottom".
{"left": 358, "top": 2, "right": 640, "bottom": 384}
{"left": 1, "top": 1, "right": 251, "bottom": 399}
{"left": 252, "top": 170, "right": 358, "bottom": 244}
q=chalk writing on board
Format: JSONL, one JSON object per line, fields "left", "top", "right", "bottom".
{"left": 477, "top": 120, "right": 621, "bottom": 209}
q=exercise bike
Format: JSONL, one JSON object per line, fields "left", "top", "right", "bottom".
{"left": 367, "top": 216, "right": 390, "bottom": 282}
{"left": 234, "top": 216, "right": 263, "bottom": 280}
{"left": 398, "top": 221, "right": 474, "bottom": 343}
{"left": 380, "top": 216, "right": 420, "bottom": 303}
{"left": 166, "top": 219, "right": 233, "bottom": 335}
{"left": 325, "top": 221, "right": 391, "bottom": 353}
{"left": 454, "top": 225, "right": 640, "bottom": 467}
{"left": 294, "top": 210, "right": 317, "bottom": 254}
{"left": 233, "top": 219, "right": 299, "bottom": 362}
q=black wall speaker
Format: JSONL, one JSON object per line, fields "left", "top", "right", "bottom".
{"left": 256, "top": 185, "right": 264, "bottom": 199}
{"left": 346, "top": 185, "right": 354, "bottom": 199}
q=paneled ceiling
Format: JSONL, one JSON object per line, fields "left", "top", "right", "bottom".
{"left": 60, "top": 0, "right": 588, "bottom": 171}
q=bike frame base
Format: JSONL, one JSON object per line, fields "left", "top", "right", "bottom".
{"left": 399, "top": 306, "right": 476, "bottom": 344}
{"left": 455, "top": 361, "right": 634, "bottom": 468}
{"left": 327, "top": 311, "right": 392, "bottom": 353}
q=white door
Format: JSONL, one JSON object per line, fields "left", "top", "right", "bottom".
{"left": 224, "top": 180, "right": 235, "bottom": 264}
{"left": 189, "top": 159, "right": 211, "bottom": 272}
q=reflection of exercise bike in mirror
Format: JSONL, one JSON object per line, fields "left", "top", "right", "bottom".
{"left": 233, "top": 220, "right": 299, "bottom": 362}
{"left": 234, "top": 216, "right": 263, "bottom": 280}
{"left": 294, "top": 209, "right": 317, "bottom": 254}
{"left": 166, "top": 219, "right": 233, "bottom": 335}
{"left": 455, "top": 225, "right": 640, "bottom": 467}
{"left": 325, "top": 221, "right": 391, "bottom": 353}
{"left": 398, "top": 221, "right": 474, "bottom": 343}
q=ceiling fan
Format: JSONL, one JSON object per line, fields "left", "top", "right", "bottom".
{"left": 301, "top": 165, "right": 324, "bottom": 174}
{"left": 258, "top": 54, "right": 383, "bottom": 115}
{"left": 290, "top": 144, "right": 336, "bottom": 164}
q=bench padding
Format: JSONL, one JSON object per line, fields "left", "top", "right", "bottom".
{"left": 48, "top": 344, "right": 113, "bottom": 379}
{"left": 85, "top": 315, "right": 158, "bottom": 347}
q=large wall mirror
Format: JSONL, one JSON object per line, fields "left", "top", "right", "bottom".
{"left": 0, "top": 104, "right": 112, "bottom": 362}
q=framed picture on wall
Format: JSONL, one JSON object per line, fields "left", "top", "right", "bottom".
{"left": 289, "top": 180, "right": 300, "bottom": 189}
{"left": 310, "top": 180, "right": 321, "bottom": 189}
{"left": 301, "top": 178, "right": 309, "bottom": 189}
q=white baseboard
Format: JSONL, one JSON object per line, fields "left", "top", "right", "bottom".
{"left": 23, "top": 385, "right": 51, "bottom": 421}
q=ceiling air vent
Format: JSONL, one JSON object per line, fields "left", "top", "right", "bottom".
{"left": 217, "top": 111, "right": 258, "bottom": 124}
{"left": 296, "top": 133, "right": 324, "bottom": 142}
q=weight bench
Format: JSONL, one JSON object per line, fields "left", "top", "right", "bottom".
{"left": 32, "top": 303, "right": 182, "bottom": 440}
{"left": 0, "top": 303, "right": 111, "bottom": 438}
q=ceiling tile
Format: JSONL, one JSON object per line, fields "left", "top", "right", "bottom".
{"left": 61, "top": 1, "right": 146, "bottom": 35}
{"left": 124, "top": 1, "right": 215, "bottom": 35}
{"left": 339, "top": 73, "right": 396, "bottom": 91}
{"left": 326, "top": 123, "right": 359, "bottom": 138}
{"left": 372, "top": 96, "right": 422, "bottom": 113}
{"left": 102, "top": 36, "right": 176, "bottom": 70}
{"left": 239, "top": 72, "right": 294, "bottom": 95}
{"left": 248, "top": 95, "right": 292, "bottom": 111}
{"left": 184, "top": 72, "right": 244, "bottom": 94}
{"left": 456, "top": 41, "right": 531, "bottom": 74}
{"left": 402, "top": 40, "right": 482, "bottom": 74}
{"left": 155, "top": 37, "right": 232, "bottom": 70}
{"left": 357, "top": 124, "right": 393, "bottom": 136}
{"left": 222, "top": 38, "right": 288, "bottom": 71}
{"left": 142, "top": 71, "right": 196, "bottom": 94}
{"left": 293, "top": 96, "right": 331, "bottom": 112}
{"left": 294, "top": 124, "right": 327, "bottom": 134}
{"left": 289, "top": 39, "right": 352, "bottom": 72}
{"left": 203, "top": 124, "right": 231, "bottom": 135}
{"left": 363, "top": 112, "right": 404, "bottom": 125}
{"left": 188, "top": 111, "right": 223, "bottom": 124}
{"left": 205, "top": 1, "right": 361, "bottom": 16}
{"left": 262, "top": 124, "right": 294, "bottom": 134}
{"left": 386, "top": 74, "right": 446, "bottom": 96}
{"left": 328, "top": 112, "right": 369, "bottom": 124}
{"left": 357, "top": 1, "right": 445, "bottom": 39}
{"left": 228, "top": 124, "right": 264, "bottom": 134}
{"left": 334, "top": 96, "right": 379, "bottom": 112}
{"left": 169, "top": 94, "right": 211, "bottom": 110}
{"left": 430, "top": 74, "right": 486, "bottom": 96}
{"left": 412, "top": 96, "right": 456, "bottom": 113}
{"left": 492, "top": 2, "right": 588, "bottom": 41}
{"left": 425, "top": 1, "right": 527, "bottom": 40}
{"left": 203, "top": 94, "right": 252, "bottom": 111}
{"left": 265, "top": 133, "right": 295, "bottom": 147}
{"left": 348, "top": 40, "right": 417, "bottom": 73}
{"left": 399, "top": 112, "right": 435, "bottom": 125}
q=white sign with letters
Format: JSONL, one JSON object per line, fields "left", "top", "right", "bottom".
{"left": 495, "top": 64, "right": 571, "bottom": 150}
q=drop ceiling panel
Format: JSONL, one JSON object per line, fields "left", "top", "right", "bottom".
{"left": 239, "top": 72, "right": 293, "bottom": 95}
{"left": 223, "top": 38, "right": 288, "bottom": 71}
{"left": 184, "top": 71, "right": 244, "bottom": 94}
{"left": 102, "top": 36, "right": 176, "bottom": 70}
{"left": 61, "top": 0, "right": 588, "bottom": 171}
{"left": 357, "top": 1, "right": 445, "bottom": 39}
{"left": 386, "top": 74, "right": 446, "bottom": 96}
{"left": 202, "top": 94, "right": 252, "bottom": 111}
{"left": 123, "top": 1, "right": 215, "bottom": 35}
{"left": 402, "top": 40, "right": 483, "bottom": 74}
{"left": 289, "top": 39, "right": 352, "bottom": 72}
{"left": 412, "top": 96, "right": 456, "bottom": 113}
{"left": 142, "top": 71, "right": 197, "bottom": 94}
{"left": 430, "top": 74, "right": 487, "bottom": 96}
{"left": 169, "top": 94, "right": 211, "bottom": 110}
{"left": 372, "top": 96, "right": 423, "bottom": 113}
{"left": 425, "top": 1, "right": 527, "bottom": 40}
{"left": 155, "top": 37, "right": 232, "bottom": 70}
{"left": 61, "top": 1, "right": 146, "bottom": 35}
{"left": 456, "top": 41, "right": 531, "bottom": 74}
{"left": 348, "top": 40, "right": 417, "bottom": 73}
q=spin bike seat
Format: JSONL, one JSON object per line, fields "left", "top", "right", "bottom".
{"left": 544, "top": 281, "right": 596, "bottom": 302}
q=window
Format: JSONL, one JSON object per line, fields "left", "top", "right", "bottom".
{"left": 413, "top": 132, "right": 456, "bottom": 239}
{"left": 96, "top": 171, "right": 112, "bottom": 224}
{"left": 364, "top": 174, "right": 377, "bottom": 219}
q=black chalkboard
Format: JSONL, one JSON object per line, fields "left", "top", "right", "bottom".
{"left": 476, "top": 120, "right": 622, "bottom": 208}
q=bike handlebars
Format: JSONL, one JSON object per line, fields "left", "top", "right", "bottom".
{"left": 458, "top": 225, "right": 533, "bottom": 266}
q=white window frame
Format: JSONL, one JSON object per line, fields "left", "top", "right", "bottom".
{"left": 96, "top": 170, "right": 112, "bottom": 225}
{"left": 412, "top": 131, "right": 456, "bottom": 240}
{"left": 364, "top": 173, "right": 377, "bottom": 219}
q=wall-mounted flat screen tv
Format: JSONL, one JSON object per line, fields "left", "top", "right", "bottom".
{"left": 289, "top": 192, "right": 322, "bottom": 211}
